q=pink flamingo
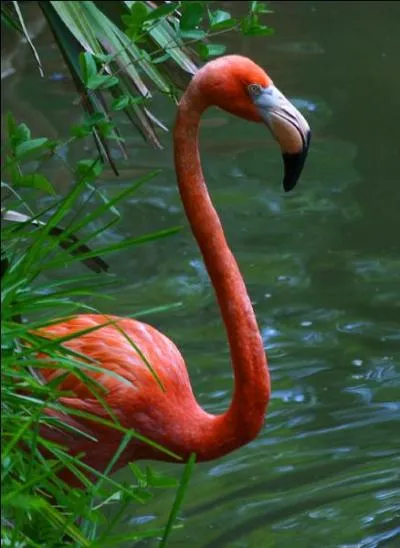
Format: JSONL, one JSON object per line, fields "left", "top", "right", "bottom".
{"left": 38, "top": 56, "right": 310, "bottom": 487}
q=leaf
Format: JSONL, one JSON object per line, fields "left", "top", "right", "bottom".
{"left": 91, "top": 431, "right": 134, "bottom": 495}
{"left": 180, "top": 29, "right": 206, "bottom": 40}
{"left": 159, "top": 454, "right": 196, "bottom": 547}
{"left": 9, "top": 122, "right": 32, "bottom": 150}
{"left": 146, "top": 467, "right": 178, "bottom": 489}
{"left": 111, "top": 95, "right": 131, "bottom": 111}
{"left": 71, "top": 112, "right": 113, "bottom": 139}
{"left": 12, "top": 1, "right": 44, "bottom": 76}
{"left": 76, "top": 159, "right": 104, "bottom": 182}
{"left": 197, "top": 43, "right": 227, "bottom": 60}
{"left": 7, "top": 494, "right": 47, "bottom": 510}
{"left": 12, "top": 174, "right": 56, "bottom": 195}
{"left": 15, "top": 138, "right": 50, "bottom": 160}
{"left": 15, "top": 123, "right": 32, "bottom": 143}
{"left": 126, "top": 0, "right": 149, "bottom": 37}
{"left": 71, "top": 124, "right": 93, "bottom": 139}
{"left": 210, "top": 18, "right": 237, "bottom": 31}
{"left": 144, "top": 2, "right": 179, "bottom": 22}
{"left": 250, "top": 1, "right": 274, "bottom": 14}
{"left": 47, "top": 226, "right": 109, "bottom": 273}
{"left": 1, "top": 6, "right": 22, "bottom": 33}
{"left": 93, "top": 52, "right": 114, "bottom": 64}
{"left": 241, "top": 12, "right": 274, "bottom": 36}
{"left": 87, "top": 74, "right": 120, "bottom": 90}
{"left": 39, "top": 0, "right": 200, "bottom": 154}
{"left": 152, "top": 52, "right": 171, "bottom": 64}
{"left": 180, "top": 2, "right": 204, "bottom": 31}
{"left": 42, "top": 227, "right": 182, "bottom": 272}
{"left": 128, "top": 462, "right": 147, "bottom": 487}
{"left": 142, "top": 5, "right": 198, "bottom": 79}
{"left": 86, "top": 112, "right": 108, "bottom": 125}
{"left": 209, "top": 10, "right": 237, "bottom": 30}
{"left": 129, "top": 1, "right": 149, "bottom": 21}
{"left": 245, "top": 24, "right": 274, "bottom": 36}
{"left": 49, "top": 0, "right": 104, "bottom": 55}
{"left": 79, "top": 51, "right": 98, "bottom": 84}
{"left": 6, "top": 112, "right": 17, "bottom": 142}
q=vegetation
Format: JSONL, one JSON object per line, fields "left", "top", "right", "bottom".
{"left": 1, "top": 114, "right": 193, "bottom": 547}
{"left": 1, "top": 1, "right": 273, "bottom": 546}
{"left": 2, "top": 1, "right": 273, "bottom": 167}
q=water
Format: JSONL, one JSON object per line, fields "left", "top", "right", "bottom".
{"left": 2, "top": 2, "right": 400, "bottom": 546}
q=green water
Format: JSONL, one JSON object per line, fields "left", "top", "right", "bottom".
{"left": 2, "top": 1, "right": 399, "bottom": 546}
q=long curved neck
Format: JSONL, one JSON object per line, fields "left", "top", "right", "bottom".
{"left": 173, "top": 87, "right": 270, "bottom": 459}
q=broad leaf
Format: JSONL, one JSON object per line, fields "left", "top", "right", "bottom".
{"left": 13, "top": 174, "right": 55, "bottom": 195}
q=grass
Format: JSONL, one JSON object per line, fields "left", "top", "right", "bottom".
{"left": 1, "top": 154, "right": 194, "bottom": 546}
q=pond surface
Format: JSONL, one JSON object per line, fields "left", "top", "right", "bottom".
{"left": 2, "top": 1, "right": 400, "bottom": 547}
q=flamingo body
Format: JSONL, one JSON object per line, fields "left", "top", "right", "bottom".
{"left": 37, "top": 56, "right": 311, "bottom": 487}
{"left": 39, "top": 314, "right": 214, "bottom": 485}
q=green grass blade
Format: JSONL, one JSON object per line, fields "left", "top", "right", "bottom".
{"left": 159, "top": 453, "right": 196, "bottom": 547}
{"left": 11, "top": 1, "right": 44, "bottom": 76}
{"left": 40, "top": 226, "right": 182, "bottom": 272}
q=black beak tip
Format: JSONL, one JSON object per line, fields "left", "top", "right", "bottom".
{"left": 282, "top": 130, "right": 311, "bottom": 192}
{"left": 283, "top": 169, "right": 299, "bottom": 193}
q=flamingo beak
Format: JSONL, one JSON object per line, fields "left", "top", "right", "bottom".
{"left": 250, "top": 85, "right": 311, "bottom": 191}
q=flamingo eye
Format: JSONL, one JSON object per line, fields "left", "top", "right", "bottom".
{"left": 248, "top": 83, "right": 263, "bottom": 96}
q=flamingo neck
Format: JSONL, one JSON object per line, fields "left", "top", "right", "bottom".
{"left": 172, "top": 86, "right": 271, "bottom": 459}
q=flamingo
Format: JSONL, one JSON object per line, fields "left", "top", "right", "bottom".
{"left": 37, "top": 56, "right": 311, "bottom": 487}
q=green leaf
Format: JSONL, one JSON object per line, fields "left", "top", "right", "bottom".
{"left": 129, "top": 1, "right": 149, "bottom": 21}
{"left": 180, "top": 2, "right": 204, "bottom": 31}
{"left": 126, "top": 1, "right": 149, "bottom": 37}
{"left": 76, "top": 159, "right": 104, "bottom": 182}
{"left": 86, "top": 113, "right": 108, "bottom": 125}
{"left": 13, "top": 174, "right": 55, "bottom": 195}
{"left": 6, "top": 112, "right": 17, "bottom": 142}
{"left": 98, "top": 123, "right": 117, "bottom": 139}
{"left": 71, "top": 124, "right": 93, "bottom": 139}
{"left": 128, "top": 462, "right": 147, "bottom": 487}
{"left": 159, "top": 454, "right": 196, "bottom": 547}
{"left": 15, "top": 138, "right": 51, "bottom": 160}
{"left": 246, "top": 24, "right": 274, "bottom": 36}
{"left": 180, "top": 29, "right": 206, "bottom": 40}
{"left": 144, "top": 2, "right": 179, "bottom": 22}
{"left": 92, "top": 431, "right": 134, "bottom": 496}
{"left": 210, "top": 18, "right": 237, "bottom": 31}
{"left": 143, "top": 5, "right": 198, "bottom": 79}
{"left": 1, "top": 7, "right": 22, "bottom": 33}
{"left": 121, "top": 14, "right": 133, "bottom": 27}
{"left": 197, "top": 43, "right": 227, "bottom": 60}
{"left": 87, "top": 74, "right": 120, "bottom": 90}
{"left": 152, "top": 52, "right": 172, "bottom": 64}
{"left": 241, "top": 14, "right": 274, "bottom": 36}
{"left": 71, "top": 112, "right": 114, "bottom": 139}
{"left": 79, "top": 52, "right": 97, "bottom": 84}
{"left": 209, "top": 9, "right": 236, "bottom": 30}
{"left": 10, "top": 122, "right": 31, "bottom": 150}
{"left": 111, "top": 95, "right": 131, "bottom": 111}
{"left": 17, "top": 123, "right": 32, "bottom": 142}
{"left": 42, "top": 227, "right": 182, "bottom": 272}
{"left": 12, "top": 0, "right": 44, "bottom": 76}
{"left": 146, "top": 467, "right": 178, "bottom": 489}
{"left": 93, "top": 52, "right": 115, "bottom": 64}
{"left": 250, "top": 1, "right": 274, "bottom": 14}
{"left": 7, "top": 494, "right": 47, "bottom": 510}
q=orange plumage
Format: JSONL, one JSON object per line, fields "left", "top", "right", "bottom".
{"left": 37, "top": 56, "right": 310, "bottom": 487}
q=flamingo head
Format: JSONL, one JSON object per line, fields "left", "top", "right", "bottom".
{"left": 193, "top": 55, "right": 311, "bottom": 191}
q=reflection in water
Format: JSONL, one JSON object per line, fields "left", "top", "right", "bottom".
{"left": 2, "top": 1, "right": 399, "bottom": 546}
